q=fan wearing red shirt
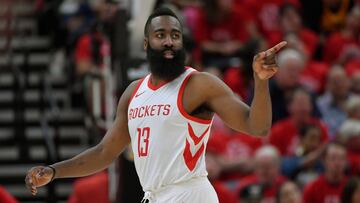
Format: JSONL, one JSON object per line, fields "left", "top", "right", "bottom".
{"left": 68, "top": 171, "right": 110, "bottom": 203}
{"left": 244, "top": 0, "right": 300, "bottom": 38}
{"left": 75, "top": 30, "right": 110, "bottom": 76}
{"left": 73, "top": 28, "right": 111, "bottom": 110}
{"left": 323, "top": 6, "right": 360, "bottom": 65}
{"left": 303, "top": 143, "right": 348, "bottom": 203}
{"left": 193, "top": 0, "right": 254, "bottom": 70}
{"left": 208, "top": 116, "right": 264, "bottom": 182}
{"left": 236, "top": 146, "right": 286, "bottom": 203}
{"left": 0, "top": 186, "right": 18, "bottom": 203}
{"left": 269, "top": 88, "right": 329, "bottom": 156}
{"left": 268, "top": 3, "right": 319, "bottom": 58}
{"left": 206, "top": 148, "right": 238, "bottom": 203}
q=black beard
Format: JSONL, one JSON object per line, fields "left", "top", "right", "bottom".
{"left": 146, "top": 45, "right": 186, "bottom": 80}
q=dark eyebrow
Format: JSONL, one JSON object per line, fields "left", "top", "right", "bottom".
{"left": 153, "top": 28, "right": 181, "bottom": 33}
{"left": 172, "top": 29, "right": 181, "bottom": 33}
{"left": 154, "top": 28, "right": 165, "bottom": 32}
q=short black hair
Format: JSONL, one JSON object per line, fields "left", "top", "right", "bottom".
{"left": 144, "top": 7, "right": 181, "bottom": 37}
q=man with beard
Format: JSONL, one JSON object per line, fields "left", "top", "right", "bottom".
{"left": 25, "top": 7, "right": 286, "bottom": 203}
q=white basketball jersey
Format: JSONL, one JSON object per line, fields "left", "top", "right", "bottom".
{"left": 128, "top": 68, "right": 213, "bottom": 192}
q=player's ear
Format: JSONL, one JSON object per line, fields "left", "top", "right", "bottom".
{"left": 144, "top": 38, "right": 148, "bottom": 51}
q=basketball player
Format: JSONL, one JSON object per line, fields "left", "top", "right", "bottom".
{"left": 25, "top": 7, "right": 286, "bottom": 203}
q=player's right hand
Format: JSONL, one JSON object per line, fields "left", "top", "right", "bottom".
{"left": 25, "top": 166, "right": 54, "bottom": 195}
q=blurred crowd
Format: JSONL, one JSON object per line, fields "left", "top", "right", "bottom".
{"left": 5, "top": 0, "right": 360, "bottom": 202}
{"left": 193, "top": 0, "right": 360, "bottom": 202}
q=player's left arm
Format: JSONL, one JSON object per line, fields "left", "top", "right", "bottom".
{"left": 197, "top": 41, "right": 287, "bottom": 136}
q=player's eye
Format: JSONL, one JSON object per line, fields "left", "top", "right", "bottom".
{"left": 156, "top": 33, "right": 164, "bottom": 38}
{"left": 171, "top": 33, "right": 180, "bottom": 39}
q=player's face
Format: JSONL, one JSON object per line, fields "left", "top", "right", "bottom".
{"left": 145, "top": 16, "right": 186, "bottom": 79}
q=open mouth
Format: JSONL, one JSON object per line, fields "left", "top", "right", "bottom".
{"left": 163, "top": 50, "right": 174, "bottom": 59}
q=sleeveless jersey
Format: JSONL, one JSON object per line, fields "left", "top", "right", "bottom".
{"left": 127, "top": 68, "right": 213, "bottom": 192}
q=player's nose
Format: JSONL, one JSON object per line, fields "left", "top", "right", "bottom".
{"left": 163, "top": 35, "right": 174, "bottom": 47}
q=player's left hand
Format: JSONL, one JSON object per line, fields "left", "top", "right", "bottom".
{"left": 252, "top": 41, "right": 287, "bottom": 80}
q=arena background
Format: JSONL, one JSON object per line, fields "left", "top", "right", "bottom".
{"left": 0, "top": 0, "right": 359, "bottom": 203}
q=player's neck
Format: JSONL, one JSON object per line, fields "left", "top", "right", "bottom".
{"left": 149, "top": 69, "right": 184, "bottom": 86}
{"left": 150, "top": 75, "right": 167, "bottom": 86}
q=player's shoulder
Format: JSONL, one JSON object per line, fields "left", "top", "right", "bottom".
{"left": 128, "top": 78, "right": 143, "bottom": 90}
{"left": 187, "top": 70, "right": 222, "bottom": 86}
{"left": 117, "top": 78, "right": 144, "bottom": 110}
{"left": 187, "top": 70, "right": 230, "bottom": 95}
{"left": 123, "top": 79, "right": 142, "bottom": 96}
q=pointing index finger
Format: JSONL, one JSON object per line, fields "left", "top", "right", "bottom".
{"left": 265, "top": 41, "right": 287, "bottom": 57}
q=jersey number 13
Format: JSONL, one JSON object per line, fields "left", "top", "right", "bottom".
{"left": 137, "top": 127, "right": 150, "bottom": 157}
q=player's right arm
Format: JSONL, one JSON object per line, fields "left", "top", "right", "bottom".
{"left": 25, "top": 80, "right": 140, "bottom": 195}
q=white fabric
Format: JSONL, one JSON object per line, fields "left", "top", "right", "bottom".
{"left": 141, "top": 177, "right": 219, "bottom": 203}
{"left": 128, "top": 68, "right": 213, "bottom": 193}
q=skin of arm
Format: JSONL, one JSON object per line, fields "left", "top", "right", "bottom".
{"left": 25, "top": 80, "right": 139, "bottom": 195}
{"left": 51, "top": 80, "right": 140, "bottom": 178}
{"left": 183, "top": 42, "right": 287, "bottom": 136}
{"left": 184, "top": 72, "right": 270, "bottom": 136}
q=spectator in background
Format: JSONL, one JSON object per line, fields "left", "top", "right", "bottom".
{"left": 237, "top": 146, "right": 286, "bottom": 203}
{"left": 323, "top": 6, "right": 360, "bottom": 65}
{"left": 93, "top": 0, "right": 119, "bottom": 27}
{"left": 68, "top": 171, "right": 110, "bottom": 203}
{"left": 320, "top": 0, "right": 355, "bottom": 35}
{"left": 281, "top": 124, "right": 325, "bottom": 188}
{"left": 267, "top": 3, "right": 330, "bottom": 94}
{"left": 303, "top": 143, "right": 348, "bottom": 203}
{"left": 59, "top": 0, "right": 95, "bottom": 53}
{"left": 221, "top": 66, "right": 249, "bottom": 99}
{"left": 341, "top": 177, "right": 360, "bottom": 203}
{"left": 0, "top": 186, "right": 18, "bottom": 203}
{"left": 317, "top": 66, "right": 354, "bottom": 139}
{"left": 268, "top": 3, "right": 319, "bottom": 58}
{"left": 276, "top": 181, "right": 302, "bottom": 203}
{"left": 337, "top": 96, "right": 360, "bottom": 175}
{"left": 351, "top": 72, "right": 360, "bottom": 94}
{"left": 239, "top": 184, "right": 264, "bottom": 203}
{"left": 70, "top": 0, "right": 118, "bottom": 110}
{"left": 207, "top": 115, "right": 264, "bottom": 183}
{"left": 269, "top": 88, "right": 328, "bottom": 156}
{"left": 244, "top": 0, "right": 300, "bottom": 40}
{"left": 206, "top": 150, "right": 238, "bottom": 203}
{"left": 265, "top": 48, "right": 305, "bottom": 123}
{"left": 71, "top": 22, "right": 111, "bottom": 108}
{"left": 192, "top": 0, "right": 257, "bottom": 72}
{"left": 257, "top": 48, "right": 322, "bottom": 123}
{"left": 338, "top": 96, "right": 360, "bottom": 143}
{"left": 74, "top": 24, "right": 110, "bottom": 78}
{"left": 298, "top": 0, "right": 323, "bottom": 34}
{"left": 346, "top": 59, "right": 360, "bottom": 77}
